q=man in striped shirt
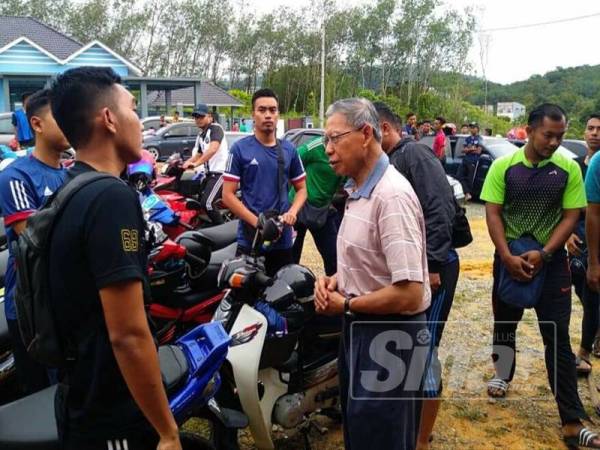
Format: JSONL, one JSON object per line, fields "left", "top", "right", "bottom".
{"left": 315, "top": 98, "right": 430, "bottom": 449}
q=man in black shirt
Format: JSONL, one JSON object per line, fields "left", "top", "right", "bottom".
{"left": 49, "top": 67, "right": 180, "bottom": 450}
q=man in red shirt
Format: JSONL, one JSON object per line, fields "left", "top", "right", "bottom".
{"left": 432, "top": 116, "right": 447, "bottom": 160}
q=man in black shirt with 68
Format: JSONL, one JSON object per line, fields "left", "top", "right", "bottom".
{"left": 48, "top": 67, "right": 180, "bottom": 450}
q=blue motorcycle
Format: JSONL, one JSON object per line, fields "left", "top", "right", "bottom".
{"left": 0, "top": 321, "right": 248, "bottom": 449}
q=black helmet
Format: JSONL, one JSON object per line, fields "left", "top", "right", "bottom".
{"left": 274, "top": 264, "right": 316, "bottom": 303}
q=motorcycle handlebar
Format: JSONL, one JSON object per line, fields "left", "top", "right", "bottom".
{"left": 254, "top": 272, "right": 273, "bottom": 288}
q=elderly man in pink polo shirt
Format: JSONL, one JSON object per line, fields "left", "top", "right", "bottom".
{"left": 315, "top": 98, "right": 431, "bottom": 450}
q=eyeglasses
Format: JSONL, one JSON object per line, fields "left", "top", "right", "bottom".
{"left": 323, "top": 126, "right": 364, "bottom": 147}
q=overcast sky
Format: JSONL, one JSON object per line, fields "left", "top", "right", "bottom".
{"left": 250, "top": 0, "right": 600, "bottom": 85}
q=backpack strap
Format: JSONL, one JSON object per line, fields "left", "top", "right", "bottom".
{"left": 274, "top": 139, "right": 285, "bottom": 212}
{"left": 53, "top": 171, "right": 116, "bottom": 210}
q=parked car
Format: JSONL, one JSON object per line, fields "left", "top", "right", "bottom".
{"left": 562, "top": 139, "right": 587, "bottom": 158}
{"left": 0, "top": 112, "right": 15, "bottom": 147}
{"left": 282, "top": 128, "right": 324, "bottom": 147}
{"left": 142, "top": 122, "right": 200, "bottom": 161}
{"left": 420, "top": 134, "right": 577, "bottom": 199}
{"left": 225, "top": 131, "right": 253, "bottom": 148}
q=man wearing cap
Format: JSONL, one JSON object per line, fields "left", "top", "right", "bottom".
{"left": 456, "top": 122, "right": 483, "bottom": 201}
{"left": 183, "top": 103, "right": 229, "bottom": 224}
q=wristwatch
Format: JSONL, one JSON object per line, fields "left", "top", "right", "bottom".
{"left": 344, "top": 296, "right": 355, "bottom": 317}
{"left": 539, "top": 249, "right": 553, "bottom": 263}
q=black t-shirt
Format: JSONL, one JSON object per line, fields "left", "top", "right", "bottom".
{"left": 50, "top": 162, "right": 151, "bottom": 440}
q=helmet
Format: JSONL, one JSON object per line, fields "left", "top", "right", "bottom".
{"left": 274, "top": 264, "right": 316, "bottom": 303}
{"left": 128, "top": 157, "right": 155, "bottom": 189}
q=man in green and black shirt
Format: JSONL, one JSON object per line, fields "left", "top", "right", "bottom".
{"left": 290, "top": 136, "right": 344, "bottom": 275}
{"left": 481, "top": 103, "right": 599, "bottom": 446}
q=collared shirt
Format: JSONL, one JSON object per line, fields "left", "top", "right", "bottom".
{"left": 338, "top": 152, "right": 431, "bottom": 315}
{"left": 481, "top": 147, "right": 586, "bottom": 244}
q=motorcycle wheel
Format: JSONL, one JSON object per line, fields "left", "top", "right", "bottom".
{"left": 180, "top": 431, "right": 215, "bottom": 450}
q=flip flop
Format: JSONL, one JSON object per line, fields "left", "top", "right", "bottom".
{"left": 487, "top": 378, "right": 509, "bottom": 398}
{"left": 577, "top": 356, "right": 593, "bottom": 376}
{"left": 564, "top": 427, "right": 600, "bottom": 449}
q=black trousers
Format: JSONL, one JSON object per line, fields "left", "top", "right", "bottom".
{"left": 421, "top": 255, "right": 460, "bottom": 397}
{"left": 199, "top": 172, "right": 224, "bottom": 225}
{"left": 455, "top": 158, "right": 477, "bottom": 195}
{"left": 339, "top": 313, "right": 427, "bottom": 450}
{"left": 7, "top": 318, "right": 50, "bottom": 395}
{"left": 62, "top": 433, "right": 158, "bottom": 450}
{"left": 491, "top": 252, "right": 588, "bottom": 424}
{"left": 572, "top": 269, "right": 600, "bottom": 353}
{"left": 292, "top": 209, "right": 339, "bottom": 276}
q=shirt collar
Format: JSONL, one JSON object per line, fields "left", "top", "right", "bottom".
{"left": 345, "top": 152, "right": 389, "bottom": 199}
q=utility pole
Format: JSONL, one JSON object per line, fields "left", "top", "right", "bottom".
{"left": 319, "top": 4, "right": 325, "bottom": 127}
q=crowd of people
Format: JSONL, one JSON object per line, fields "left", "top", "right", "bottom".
{"left": 3, "top": 64, "right": 600, "bottom": 450}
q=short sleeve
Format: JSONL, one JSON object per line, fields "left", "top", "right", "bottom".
{"left": 288, "top": 145, "right": 306, "bottom": 183}
{"left": 0, "top": 170, "right": 36, "bottom": 225}
{"left": 563, "top": 160, "right": 587, "bottom": 209}
{"left": 209, "top": 125, "right": 224, "bottom": 143}
{"left": 586, "top": 153, "right": 600, "bottom": 204}
{"left": 84, "top": 182, "right": 146, "bottom": 289}
{"left": 480, "top": 157, "right": 507, "bottom": 204}
{"left": 378, "top": 192, "right": 426, "bottom": 284}
{"left": 223, "top": 143, "right": 242, "bottom": 182}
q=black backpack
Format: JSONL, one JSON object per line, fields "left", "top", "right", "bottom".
{"left": 12, "top": 171, "right": 114, "bottom": 367}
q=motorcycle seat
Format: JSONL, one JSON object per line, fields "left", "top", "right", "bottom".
{"left": 196, "top": 220, "right": 238, "bottom": 250}
{"left": 190, "top": 242, "right": 236, "bottom": 291}
{"left": 186, "top": 199, "right": 203, "bottom": 211}
{"left": 0, "top": 384, "right": 59, "bottom": 449}
{"left": 159, "top": 345, "right": 189, "bottom": 392}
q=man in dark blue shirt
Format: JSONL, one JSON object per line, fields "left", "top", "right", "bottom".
{"left": 48, "top": 67, "right": 179, "bottom": 450}
{"left": 456, "top": 122, "right": 483, "bottom": 201}
{"left": 0, "top": 89, "right": 69, "bottom": 395}
{"left": 223, "top": 88, "right": 307, "bottom": 275}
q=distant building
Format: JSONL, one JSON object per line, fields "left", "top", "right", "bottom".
{"left": 496, "top": 102, "right": 526, "bottom": 121}
{"left": 0, "top": 16, "right": 241, "bottom": 116}
{"left": 480, "top": 104, "right": 494, "bottom": 115}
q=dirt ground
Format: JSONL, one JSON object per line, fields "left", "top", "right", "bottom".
{"left": 222, "top": 202, "right": 597, "bottom": 449}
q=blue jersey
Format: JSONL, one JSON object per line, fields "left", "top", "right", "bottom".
{"left": 223, "top": 136, "right": 305, "bottom": 250}
{"left": 0, "top": 155, "right": 66, "bottom": 319}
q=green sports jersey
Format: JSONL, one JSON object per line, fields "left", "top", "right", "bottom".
{"left": 480, "top": 147, "right": 586, "bottom": 244}
{"left": 289, "top": 137, "right": 344, "bottom": 207}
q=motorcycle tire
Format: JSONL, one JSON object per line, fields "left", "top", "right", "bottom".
{"left": 180, "top": 431, "right": 215, "bottom": 450}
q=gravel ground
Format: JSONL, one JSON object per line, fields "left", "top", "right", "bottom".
{"left": 200, "top": 202, "right": 596, "bottom": 449}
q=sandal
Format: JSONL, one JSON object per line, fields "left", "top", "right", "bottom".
{"left": 564, "top": 427, "right": 600, "bottom": 449}
{"left": 487, "top": 378, "right": 509, "bottom": 398}
{"left": 577, "top": 356, "right": 593, "bottom": 376}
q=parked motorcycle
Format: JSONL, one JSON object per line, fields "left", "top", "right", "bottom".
{"left": 155, "top": 153, "right": 235, "bottom": 225}
{"left": 212, "top": 215, "right": 341, "bottom": 449}
{"left": 0, "top": 321, "right": 249, "bottom": 450}
{"left": 146, "top": 216, "right": 238, "bottom": 345}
